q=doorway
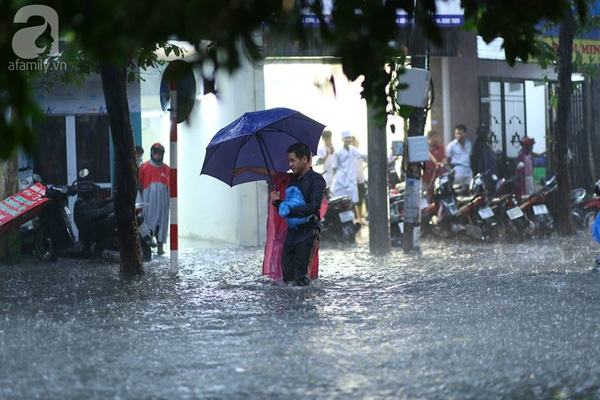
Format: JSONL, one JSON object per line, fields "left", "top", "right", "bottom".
{"left": 32, "top": 114, "right": 112, "bottom": 239}
{"left": 479, "top": 78, "right": 548, "bottom": 178}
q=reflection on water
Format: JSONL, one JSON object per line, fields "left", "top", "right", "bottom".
{"left": 1, "top": 234, "right": 600, "bottom": 399}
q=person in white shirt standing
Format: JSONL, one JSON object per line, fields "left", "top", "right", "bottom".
{"left": 351, "top": 136, "right": 368, "bottom": 225}
{"left": 331, "top": 131, "right": 367, "bottom": 204}
{"left": 316, "top": 129, "right": 335, "bottom": 192}
{"left": 445, "top": 124, "right": 473, "bottom": 187}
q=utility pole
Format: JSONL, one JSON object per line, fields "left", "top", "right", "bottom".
{"left": 402, "top": 2, "right": 429, "bottom": 254}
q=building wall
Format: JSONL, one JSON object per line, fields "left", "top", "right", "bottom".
{"left": 444, "top": 31, "right": 557, "bottom": 146}
{"left": 140, "top": 54, "right": 268, "bottom": 247}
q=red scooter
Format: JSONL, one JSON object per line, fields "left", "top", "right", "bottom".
{"left": 582, "top": 180, "right": 600, "bottom": 230}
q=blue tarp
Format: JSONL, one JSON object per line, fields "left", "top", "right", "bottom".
{"left": 278, "top": 186, "right": 311, "bottom": 229}
{"left": 593, "top": 211, "right": 600, "bottom": 244}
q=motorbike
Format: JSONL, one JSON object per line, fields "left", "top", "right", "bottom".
{"left": 389, "top": 184, "right": 430, "bottom": 247}
{"left": 33, "top": 169, "right": 155, "bottom": 262}
{"left": 581, "top": 190, "right": 600, "bottom": 231}
{"left": 18, "top": 174, "right": 40, "bottom": 255}
{"left": 518, "top": 175, "right": 557, "bottom": 238}
{"left": 454, "top": 171, "right": 500, "bottom": 241}
{"left": 421, "top": 169, "right": 461, "bottom": 238}
{"left": 33, "top": 178, "right": 80, "bottom": 261}
{"left": 320, "top": 193, "right": 360, "bottom": 243}
{"left": 571, "top": 185, "right": 593, "bottom": 231}
{"left": 389, "top": 190, "right": 404, "bottom": 247}
{"left": 490, "top": 169, "right": 534, "bottom": 241}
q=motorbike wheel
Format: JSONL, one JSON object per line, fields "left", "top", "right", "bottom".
{"left": 390, "top": 223, "right": 403, "bottom": 247}
{"left": 582, "top": 208, "right": 599, "bottom": 231}
{"left": 341, "top": 222, "right": 356, "bottom": 243}
{"left": 34, "top": 226, "right": 57, "bottom": 262}
{"left": 141, "top": 242, "right": 152, "bottom": 262}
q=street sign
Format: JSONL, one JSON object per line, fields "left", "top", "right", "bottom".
{"left": 160, "top": 59, "right": 196, "bottom": 123}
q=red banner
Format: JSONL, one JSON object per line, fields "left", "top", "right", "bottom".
{"left": 0, "top": 183, "right": 49, "bottom": 237}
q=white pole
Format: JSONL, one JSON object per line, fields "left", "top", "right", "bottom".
{"left": 169, "top": 79, "right": 179, "bottom": 274}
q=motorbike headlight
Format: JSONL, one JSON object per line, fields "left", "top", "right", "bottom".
{"left": 436, "top": 174, "right": 448, "bottom": 190}
{"left": 470, "top": 176, "right": 483, "bottom": 192}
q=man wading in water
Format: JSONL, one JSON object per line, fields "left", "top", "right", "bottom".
{"left": 233, "top": 142, "right": 326, "bottom": 286}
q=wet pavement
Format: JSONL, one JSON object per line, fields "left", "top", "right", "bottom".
{"left": 2, "top": 230, "right": 600, "bottom": 399}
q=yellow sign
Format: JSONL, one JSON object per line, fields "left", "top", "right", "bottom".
{"left": 541, "top": 36, "right": 600, "bottom": 64}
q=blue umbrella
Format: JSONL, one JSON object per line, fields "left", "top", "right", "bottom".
{"left": 200, "top": 108, "right": 325, "bottom": 187}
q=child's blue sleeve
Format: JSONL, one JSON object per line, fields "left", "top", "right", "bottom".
{"left": 593, "top": 212, "right": 600, "bottom": 244}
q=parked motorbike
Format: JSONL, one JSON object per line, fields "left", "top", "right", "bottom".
{"left": 421, "top": 169, "right": 461, "bottom": 238}
{"left": 454, "top": 171, "right": 500, "bottom": 241}
{"left": 571, "top": 185, "right": 592, "bottom": 231}
{"left": 580, "top": 180, "right": 600, "bottom": 231}
{"left": 389, "top": 184, "right": 430, "bottom": 247}
{"left": 33, "top": 178, "right": 80, "bottom": 261}
{"left": 389, "top": 191, "right": 404, "bottom": 247}
{"left": 518, "top": 175, "right": 557, "bottom": 238}
{"left": 34, "top": 170, "right": 155, "bottom": 262}
{"left": 320, "top": 194, "right": 360, "bottom": 243}
{"left": 18, "top": 174, "right": 40, "bottom": 255}
{"left": 489, "top": 163, "right": 534, "bottom": 241}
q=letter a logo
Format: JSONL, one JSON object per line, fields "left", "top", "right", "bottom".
{"left": 12, "top": 5, "right": 59, "bottom": 59}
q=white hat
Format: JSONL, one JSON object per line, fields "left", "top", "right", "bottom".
{"left": 341, "top": 131, "right": 351, "bottom": 138}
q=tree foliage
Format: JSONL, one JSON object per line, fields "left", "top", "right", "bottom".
{"left": 0, "top": 0, "right": 581, "bottom": 159}
{"left": 0, "top": 0, "right": 589, "bottom": 267}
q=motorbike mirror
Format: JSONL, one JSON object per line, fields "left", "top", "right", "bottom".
{"left": 491, "top": 174, "right": 498, "bottom": 181}
{"left": 78, "top": 168, "right": 90, "bottom": 179}
{"left": 516, "top": 161, "right": 525, "bottom": 170}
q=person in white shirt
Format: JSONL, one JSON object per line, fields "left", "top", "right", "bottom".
{"left": 316, "top": 129, "right": 335, "bottom": 191}
{"left": 331, "top": 131, "right": 367, "bottom": 204}
{"left": 351, "top": 136, "right": 368, "bottom": 225}
{"left": 445, "top": 124, "right": 473, "bottom": 187}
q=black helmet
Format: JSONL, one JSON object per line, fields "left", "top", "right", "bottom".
{"left": 151, "top": 142, "right": 165, "bottom": 154}
{"left": 594, "top": 180, "right": 600, "bottom": 197}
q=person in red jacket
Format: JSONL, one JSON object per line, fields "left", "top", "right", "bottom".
{"left": 139, "top": 143, "right": 170, "bottom": 256}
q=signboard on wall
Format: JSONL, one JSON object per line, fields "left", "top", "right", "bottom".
{"left": 301, "top": 0, "right": 464, "bottom": 27}
{"left": 480, "top": 1, "right": 600, "bottom": 62}
{"left": 33, "top": 74, "right": 141, "bottom": 115}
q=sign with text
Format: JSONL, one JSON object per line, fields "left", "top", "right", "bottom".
{"left": 301, "top": 0, "right": 464, "bottom": 27}
{"left": 0, "top": 183, "right": 48, "bottom": 237}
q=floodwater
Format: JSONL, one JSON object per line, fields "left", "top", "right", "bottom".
{"left": 2, "top": 231, "right": 600, "bottom": 399}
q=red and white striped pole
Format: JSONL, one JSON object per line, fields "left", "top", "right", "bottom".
{"left": 169, "top": 80, "right": 179, "bottom": 274}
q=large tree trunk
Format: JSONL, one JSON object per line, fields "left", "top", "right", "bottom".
{"left": 99, "top": 63, "right": 144, "bottom": 276}
{"left": 552, "top": 8, "right": 577, "bottom": 236}
{"left": 0, "top": 154, "right": 20, "bottom": 264}
{"left": 367, "top": 104, "right": 390, "bottom": 255}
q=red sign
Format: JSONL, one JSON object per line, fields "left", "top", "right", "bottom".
{"left": 0, "top": 182, "right": 49, "bottom": 237}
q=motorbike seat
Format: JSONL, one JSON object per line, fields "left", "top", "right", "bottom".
{"left": 390, "top": 193, "right": 404, "bottom": 202}
{"left": 489, "top": 194, "right": 510, "bottom": 207}
{"left": 327, "top": 195, "right": 352, "bottom": 204}
{"left": 571, "top": 188, "right": 587, "bottom": 206}
{"left": 456, "top": 195, "right": 475, "bottom": 206}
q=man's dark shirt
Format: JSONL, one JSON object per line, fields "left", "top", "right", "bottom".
{"left": 278, "top": 168, "right": 326, "bottom": 246}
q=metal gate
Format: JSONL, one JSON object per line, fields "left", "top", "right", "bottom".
{"left": 547, "top": 82, "right": 592, "bottom": 189}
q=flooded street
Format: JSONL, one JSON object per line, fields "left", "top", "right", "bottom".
{"left": 2, "top": 232, "right": 600, "bottom": 399}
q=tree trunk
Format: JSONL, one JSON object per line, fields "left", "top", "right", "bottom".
{"left": 99, "top": 63, "right": 144, "bottom": 276}
{"left": 367, "top": 104, "right": 390, "bottom": 256}
{"left": 553, "top": 8, "right": 576, "bottom": 236}
{"left": 0, "top": 154, "right": 20, "bottom": 264}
